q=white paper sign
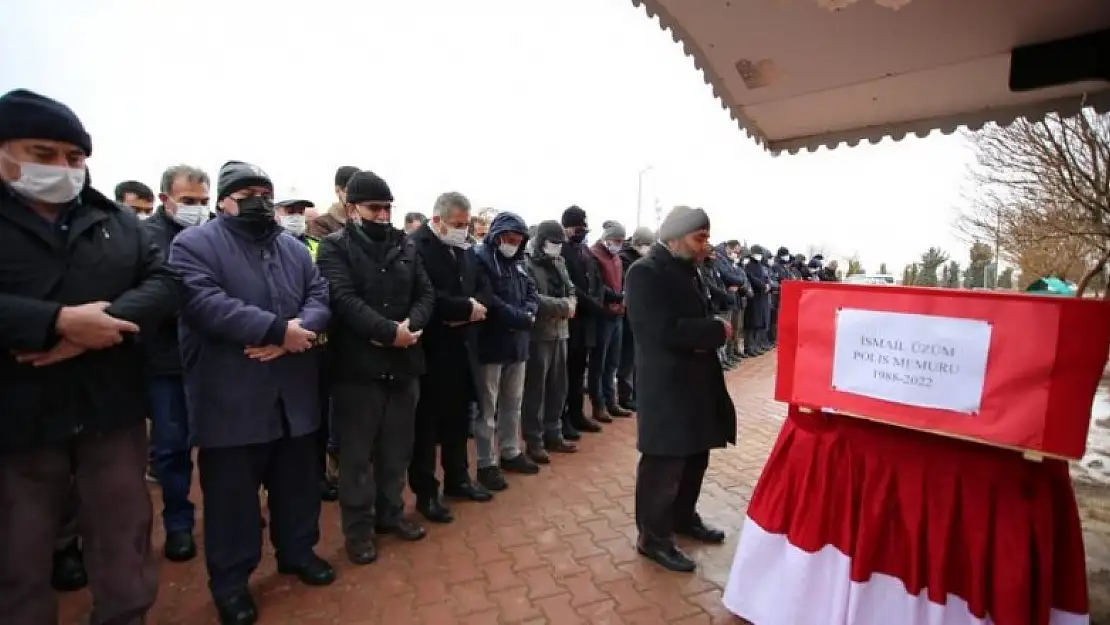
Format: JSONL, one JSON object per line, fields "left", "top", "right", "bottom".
{"left": 830, "top": 309, "right": 992, "bottom": 414}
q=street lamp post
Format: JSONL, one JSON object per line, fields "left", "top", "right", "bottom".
{"left": 636, "top": 165, "right": 654, "bottom": 229}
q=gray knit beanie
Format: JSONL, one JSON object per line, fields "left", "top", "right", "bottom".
{"left": 629, "top": 226, "right": 655, "bottom": 247}
{"left": 657, "top": 206, "right": 710, "bottom": 242}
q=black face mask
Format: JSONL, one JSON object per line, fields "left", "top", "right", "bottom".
{"left": 568, "top": 231, "right": 587, "bottom": 244}
{"left": 234, "top": 196, "right": 275, "bottom": 223}
{"left": 360, "top": 220, "right": 391, "bottom": 241}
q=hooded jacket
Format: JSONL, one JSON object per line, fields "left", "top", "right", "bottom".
{"left": 471, "top": 212, "right": 539, "bottom": 364}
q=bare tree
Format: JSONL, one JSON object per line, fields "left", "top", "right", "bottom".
{"left": 958, "top": 108, "right": 1110, "bottom": 296}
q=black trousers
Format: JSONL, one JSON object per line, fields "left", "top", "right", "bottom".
{"left": 635, "top": 451, "right": 710, "bottom": 546}
{"left": 316, "top": 357, "right": 333, "bottom": 482}
{"left": 333, "top": 379, "right": 418, "bottom": 543}
{"left": 409, "top": 371, "right": 471, "bottom": 498}
{"left": 564, "top": 339, "right": 590, "bottom": 423}
{"left": 198, "top": 433, "right": 320, "bottom": 600}
{"left": 617, "top": 319, "right": 635, "bottom": 405}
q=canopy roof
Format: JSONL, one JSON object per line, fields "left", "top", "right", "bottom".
{"left": 633, "top": 0, "right": 1110, "bottom": 154}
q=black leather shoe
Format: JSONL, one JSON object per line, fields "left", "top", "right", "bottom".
{"left": 591, "top": 405, "right": 613, "bottom": 424}
{"left": 346, "top": 540, "right": 378, "bottom": 565}
{"left": 51, "top": 542, "right": 87, "bottom": 592}
{"left": 444, "top": 480, "right": 493, "bottom": 502}
{"left": 376, "top": 519, "right": 427, "bottom": 541}
{"left": 416, "top": 496, "right": 454, "bottom": 523}
{"left": 526, "top": 445, "right": 551, "bottom": 464}
{"left": 572, "top": 417, "right": 603, "bottom": 433}
{"left": 277, "top": 554, "right": 336, "bottom": 586}
{"left": 607, "top": 404, "right": 633, "bottom": 418}
{"left": 636, "top": 541, "right": 697, "bottom": 573}
{"left": 619, "top": 400, "right": 637, "bottom": 412}
{"left": 501, "top": 453, "right": 540, "bottom": 475}
{"left": 544, "top": 437, "right": 578, "bottom": 454}
{"left": 676, "top": 518, "right": 726, "bottom": 544}
{"left": 477, "top": 466, "right": 508, "bottom": 491}
{"left": 215, "top": 591, "right": 258, "bottom": 625}
{"left": 562, "top": 425, "right": 582, "bottom": 441}
{"left": 320, "top": 479, "right": 339, "bottom": 502}
{"left": 163, "top": 531, "right": 197, "bottom": 562}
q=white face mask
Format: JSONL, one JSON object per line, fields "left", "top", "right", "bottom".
{"left": 437, "top": 225, "right": 470, "bottom": 248}
{"left": 741, "top": 258, "right": 750, "bottom": 265}
{"left": 499, "top": 243, "right": 519, "bottom": 258}
{"left": 780, "top": 254, "right": 790, "bottom": 262}
{"left": 135, "top": 211, "right": 152, "bottom": 221}
{"left": 543, "top": 241, "right": 563, "bottom": 257}
{"left": 605, "top": 242, "right": 622, "bottom": 255}
{"left": 279, "top": 214, "right": 307, "bottom": 237}
{"left": 637, "top": 245, "right": 651, "bottom": 256}
{"left": 754, "top": 254, "right": 763, "bottom": 262}
{"left": 4, "top": 157, "right": 85, "bottom": 204}
{"left": 171, "top": 204, "right": 207, "bottom": 228}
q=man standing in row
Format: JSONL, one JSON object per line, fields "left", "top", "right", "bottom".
{"left": 617, "top": 227, "right": 655, "bottom": 411}
{"left": 407, "top": 192, "right": 494, "bottom": 524}
{"left": 522, "top": 220, "right": 579, "bottom": 463}
{"left": 172, "top": 161, "right": 334, "bottom": 625}
{"left": 317, "top": 170, "right": 435, "bottom": 565}
{"left": 0, "top": 89, "right": 180, "bottom": 625}
{"left": 559, "top": 206, "right": 605, "bottom": 437}
{"left": 625, "top": 206, "right": 734, "bottom": 573}
{"left": 589, "top": 221, "right": 631, "bottom": 421}
{"left": 472, "top": 212, "right": 540, "bottom": 490}
{"left": 308, "top": 165, "right": 359, "bottom": 238}
{"left": 143, "top": 164, "right": 213, "bottom": 563}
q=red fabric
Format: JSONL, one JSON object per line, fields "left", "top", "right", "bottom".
{"left": 747, "top": 407, "right": 1089, "bottom": 625}
{"left": 591, "top": 242, "right": 623, "bottom": 293}
{"left": 774, "top": 281, "right": 1110, "bottom": 459}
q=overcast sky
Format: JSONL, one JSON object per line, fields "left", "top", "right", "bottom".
{"left": 1, "top": 0, "right": 974, "bottom": 272}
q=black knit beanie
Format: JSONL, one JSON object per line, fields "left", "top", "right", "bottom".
{"left": 345, "top": 170, "right": 393, "bottom": 204}
{"left": 561, "top": 205, "right": 587, "bottom": 228}
{"left": 216, "top": 160, "right": 273, "bottom": 201}
{"left": 0, "top": 89, "right": 93, "bottom": 155}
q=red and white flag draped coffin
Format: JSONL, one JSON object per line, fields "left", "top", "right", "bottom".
{"left": 774, "top": 281, "right": 1110, "bottom": 460}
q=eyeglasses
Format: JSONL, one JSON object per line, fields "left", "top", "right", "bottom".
{"left": 357, "top": 203, "right": 392, "bottom": 213}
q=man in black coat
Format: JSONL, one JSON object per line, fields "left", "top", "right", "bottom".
{"left": 142, "top": 164, "right": 213, "bottom": 563}
{"left": 407, "top": 192, "right": 494, "bottom": 525}
{"left": 625, "top": 206, "right": 736, "bottom": 573}
{"left": 742, "top": 245, "right": 771, "bottom": 356}
{"left": 559, "top": 206, "right": 606, "bottom": 437}
{"left": 0, "top": 89, "right": 181, "bottom": 625}
{"left": 316, "top": 170, "right": 435, "bottom": 565}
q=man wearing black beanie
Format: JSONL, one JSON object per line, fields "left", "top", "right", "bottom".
{"left": 171, "top": 159, "right": 336, "bottom": 623}
{"left": 0, "top": 88, "right": 181, "bottom": 625}
{"left": 559, "top": 206, "right": 607, "bottom": 437}
{"left": 316, "top": 170, "right": 436, "bottom": 563}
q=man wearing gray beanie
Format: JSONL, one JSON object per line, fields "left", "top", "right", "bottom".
{"left": 623, "top": 206, "right": 736, "bottom": 573}
{"left": 587, "top": 220, "right": 631, "bottom": 421}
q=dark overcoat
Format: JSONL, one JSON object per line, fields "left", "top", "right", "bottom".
{"left": 625, "top": 244, "right": 737, "bottom": 457}
{"left": 171, "top": 215, "right": 330, "bottom": 449}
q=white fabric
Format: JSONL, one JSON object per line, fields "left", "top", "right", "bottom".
{"left": 723, "top": 516, "right": 1089, "bottom": 625}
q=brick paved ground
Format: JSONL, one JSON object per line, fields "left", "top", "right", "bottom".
{"left": 56, "top": 354, "right": 1110, "bottom": 624}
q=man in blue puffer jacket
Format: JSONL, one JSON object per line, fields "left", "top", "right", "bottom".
{"left": 471, "top": 212, "right": 540, "bottom": 491}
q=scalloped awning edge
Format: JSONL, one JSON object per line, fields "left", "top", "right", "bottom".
{"left": 631, "top": 0, "right": 1110, "bottom": 155}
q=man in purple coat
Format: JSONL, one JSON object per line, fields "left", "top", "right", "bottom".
{"left": 170, "top": 161, "right": 333, "bottom": 625}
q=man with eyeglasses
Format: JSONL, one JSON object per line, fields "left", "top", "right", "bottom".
{"left": 316, "top": 170, "right": 435, "bottom": 564}
{"left": 140, "top": 164, "right": 212, "bottom": 565}
{"left": 170, "top": 161, "right": 334, "bottom": 625}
